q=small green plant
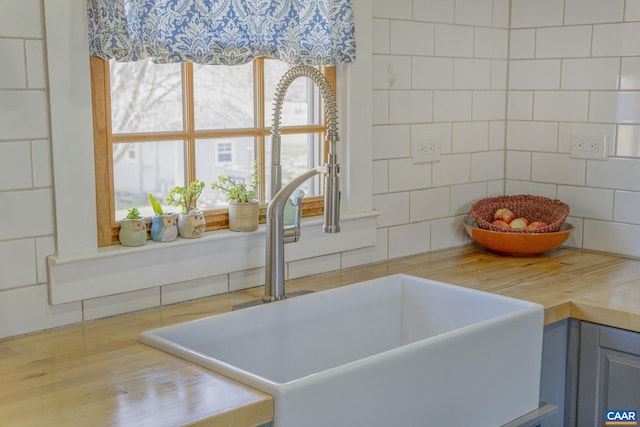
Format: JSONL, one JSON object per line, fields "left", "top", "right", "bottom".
{"left": 211, "top": 168, "right": 259, "bottom": 203}
{"left": 148, "top": 193, "right": 164, "bottom": 216}
{"left": 167, "top": 179, "right": 206, "bottom": 213}
{"left": 125, "top": 207, "right": 142, "bottom": 219}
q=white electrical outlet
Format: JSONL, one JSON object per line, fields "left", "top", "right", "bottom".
{"left": 570, "top": 132, "right": 609, "bottom": 160}
{"left": 412, "top": 136, "right": 441, "bottom": 164}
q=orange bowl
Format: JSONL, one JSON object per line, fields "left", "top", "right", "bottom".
{"left": 463, "top": 217, "right": 574, "bottom": 256}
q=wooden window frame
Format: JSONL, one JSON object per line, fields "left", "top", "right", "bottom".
{"left": 90, "top": 56, "right": 335, "bottom": 246}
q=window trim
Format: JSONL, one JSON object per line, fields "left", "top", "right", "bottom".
{"left": 90, "top": 56, "right": 336, "bottom": 246}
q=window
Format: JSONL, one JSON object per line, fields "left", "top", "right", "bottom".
{"left": 90, "top": 57, "right": 335, "bottom": 246}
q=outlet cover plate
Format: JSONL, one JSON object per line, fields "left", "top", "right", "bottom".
{"left": 412, "top": 136, "right": 441, "bottom": 164}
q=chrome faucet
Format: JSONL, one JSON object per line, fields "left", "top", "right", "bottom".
{"left": 261, "top": 64, "right": 341, "bottom": 303}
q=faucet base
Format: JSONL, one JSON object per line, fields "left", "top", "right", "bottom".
{"left": 232, "top": 290, "right": 314, "bottom": 311}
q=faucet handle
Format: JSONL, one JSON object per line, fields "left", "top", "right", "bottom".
{"left": 283, "top": 190, "right": 304, "bottom": 244}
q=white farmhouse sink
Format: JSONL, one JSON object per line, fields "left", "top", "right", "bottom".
{"left": 140, "top": 274, "right": 544, "bottom": 427}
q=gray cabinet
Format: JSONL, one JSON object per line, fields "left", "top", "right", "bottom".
{"left": 577, "top": 322, "right": 640, "bottom": 427}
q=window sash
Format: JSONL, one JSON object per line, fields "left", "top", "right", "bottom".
{"left": 90, "top": 56, "right": 335, "bottom": 246}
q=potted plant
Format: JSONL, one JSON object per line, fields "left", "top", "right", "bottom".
{"left": 118, "top": 208, "right": 147, "bottom": 247}
{"left": 149, "top": 193, "right": 178, "bottom": 242}
{"left": 167, "top": 179, "right": 206, "bottom": 238}
{"left": 211, "top": 169, "right": 260, "bottom": 232}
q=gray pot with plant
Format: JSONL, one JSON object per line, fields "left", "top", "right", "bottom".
{"left": 167, "top": 179, "right": 206, "bottom": 239}
{"left": 212, "top": 170, "right": 260, "bottom": 232}
{"left": 119, "top": 208, "right": 147, "bottom": 247}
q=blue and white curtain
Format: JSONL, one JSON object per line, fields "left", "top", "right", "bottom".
{"left": 86, "top": 0, "right": 356, "bottom": 66}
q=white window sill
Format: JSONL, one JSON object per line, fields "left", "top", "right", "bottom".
{"left": 48, "top": 211, "right": 379, "bottom": 304}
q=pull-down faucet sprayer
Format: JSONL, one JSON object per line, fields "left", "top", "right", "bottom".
{"left": 260, "top": 64, "right": 342, "bottom": 304}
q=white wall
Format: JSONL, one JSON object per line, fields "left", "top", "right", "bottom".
{"left": 1, "top": 0, "right": 640, "bottom": 339}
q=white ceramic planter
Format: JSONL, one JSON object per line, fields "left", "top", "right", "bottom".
{"left": 178, "top": 210, "right": 206, "bottom": 238}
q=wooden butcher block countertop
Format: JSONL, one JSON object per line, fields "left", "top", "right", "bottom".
{"left": 2, "top": 245, "right": 640, "bottom": 426}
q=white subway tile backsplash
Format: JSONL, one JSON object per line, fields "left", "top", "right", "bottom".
{"left": 533, "top": 91, "right": 589, "bottom": 122}
{"left": 450, "top": 183, "right": 486, "bottom": 215}
{"left": 589, "top": 92, "right": 640, "bottom": 124}
{"left": 390, "top": 90, "right": 433, "bottom": 124}
{"left": 0, "top": 285, "right": 81, "bottom": 339}
{"left": 471, "top": 151, "right": 504, "bottom": 181}
{"left": 435, "top": 24, "right": 474, "bottom": 57}
{"left": 473, "top": 91, "right": 506, "bottom": 121}
{"left": 341, "top": 228, "right": 389, "bottom": 269}
{"left": 474, "top": 28, "right": 508, "bottom": 59}
{"left": 412, "top": 122, "right": 453, "bottom": 154}
{"left": 32, "top": 140, "right": 52, "bottom": 187}
{"left": 614, "top": 190, "right": 640, "bottom": 224}
{"left": 506, "top": 121, "right": 558, "bottom": 152}
{"left": 0, "top": 141, "right": 33, "bottom": 190}
{"left": 621, "top": 57, "right": 640, "bottom": 89}
{"left": 455, "top": 0, "right": 493, "bottom": 27}
{"left": 508, "top": 60, "right": 561, "bottom": 90}
{"left": 25, "top": 40, "right": 45, "bottom": 89}
{"left": 372, "top": 0, "right": 412, "bottom": 19}
{"left": 230, "top": 267, "right": 265, "bottom": 292}
{"left": 507, "top": 91, "right": 533, "bottom": 120}
{"left": 433, "top": 91, "right": 472, "bottom": 122}
{"left": 627, "top": 0, "right": 640, "bottom": 21}
{"left": 35, "top": 235, "right": 54, "bottom": 284}
{"left": 0, "top": 189, "right": 54, "bottom": 240}
{"left": 583, "top": 220, "right": 640, "bottom": 257}
{"left": 84, "top": 287, "right": 161, "bottom": 321}
{"left": 0, "top": 239, "right": 36, "bottom": 290}
{"left": 453, "top": 59, "right": 491, "bottom": 89}
{"left": 489, "top": 121, "right": 505, "bottom": 150}
{"left": 413, "top": 0, "right": 454, "bottom": 24}
{"left": 506, "top": 151, "right": 531, "bottom": 180}
{"left": 587, "top": 157, "right": 640, "bottom": 191}
{"left": 557, "top": 186, "right": 614, "bottom": 220}
{"left": 389, "top": 222, "right": 430, "bottom": 258}
{"left": 372, "top": 160, "right": 389, "bottom": 194}
{"left": 593, "top": 22, "right": 640, "bottom": 57}
{"left": 617, "top": 125, "right": 640, "bottom": 157}
{"left": 0, "top": 39, "right": 26, "bottom": 88}
{"left": 161, "top": 274, "right": 228, "bottom": 305}
{"left": 289, "top": 254, "right": 341, "bottom": 280}
{"left": 535, "top": 26, "right": 592, "bottom": 58}
{"left": 431, "top": 216, "right": 469, "bottom": 251}
{"left": 564, "top": 0, "right": 624, "bottom": 25}
{"left": 0, "top": 0, "right": 42, "bottom": 38}
{"left": 561, "top": 58, "right": 620, "bottom": 90}
{"left": 452, "top": 122, "right": 489, "bottom": 153}
{"left": 410, "top": 187, "right": 450, "bottom": 222}
{"left": 432, "top": 153, "right": 470, "bottom": 186}
{"left": 492, "top": 0, "right": 510, "bottom": 28}
{"left": 373, "top": 55, "right": 411, "bottom": 90}
{"left": 509, "top": 29, "right": 535, "bottom": 59}
{"left": 373, "top": 125, "right": 411, "bottom": 159}
{"left": 532, "top": 153, "right": 586, "bottom": 186}
{"left": 391, "top": 21, "right": 434, "bottom": 55}
{"left": 389, "top": 158, "right": 431, "bottom": 192}
{"left": 373, "top": 90, "right": 389, "bottom": 124}
{"left": 490, "top": 60, "right": 508, "bottom": 89}
{"left": 0, "top": 90, "right": 48, "bottom": 140}
{"left": 412, "top": 57, "right": 453, "bottom": 89}
{"left": 488, "top": 179, "right": 504, "bottom": 196}
{"left": 505, "top": 181, "right": 558, "bottom": 199}
{"left": 511, "top": 0, "right": 564, "bottom": 28}
{"left": 373, "top": 192, "right": 410, "bottom": 227}
{"left": 372, "top": 19, "right": 390, "bottom": 54}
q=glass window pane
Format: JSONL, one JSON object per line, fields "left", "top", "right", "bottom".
{"left": 264, "top": 133, "right": 322, "bottom": 198}
{"left": 110, "top": 59, "right": 183, "bottom": 133}
{"left": 195, "top": 138, "right": 256, "bottom": 209}
{"left": 113, "top": 141, "right": 185, "bottom": 219}
{"left": 193, "top": 63, "right": 254, "bottom": 130}
{"left": 264, "top": 60, "right": 321, "bottom": 127}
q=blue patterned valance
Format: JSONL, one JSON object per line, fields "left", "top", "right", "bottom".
{"left": 86, "top": 0, "right": 356, "bottom": 66}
